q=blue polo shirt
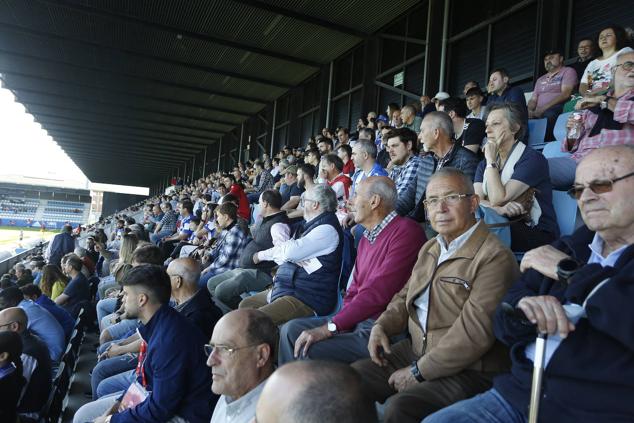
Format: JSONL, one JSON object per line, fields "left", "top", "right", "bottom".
{"left": 19, "top": 300, "right": 65, "bottom": 363}
{"left": 34, "top": 295, "right": 74, "bottom": 340}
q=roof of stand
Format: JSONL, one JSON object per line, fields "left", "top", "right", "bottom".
{"left": 0, "top": 0, "right": 419, "bottom": 186}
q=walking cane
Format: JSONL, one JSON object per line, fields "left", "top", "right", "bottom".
{"left": 501, "top": 302, "right": 547, "bottom": 423}
{"left": 528, "top": 332, "right": 547, "bottom": 423}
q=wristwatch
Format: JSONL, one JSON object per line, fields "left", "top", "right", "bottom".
{"left": 556, "top": 258, "right": 580, "bottom": 283}
{"left": 410, "top": 360, "right": 424, "bottom": 382}
{"left": 600, "top": 96, "right": 613, "bottom": 110}
{"left": 327, "top": 320, "right": 338, "bottom": 335}
{"left": 486, "top": 162, "right": 499, "bottom": 169}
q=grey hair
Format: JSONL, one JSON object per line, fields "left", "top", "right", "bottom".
{"left": 487, "top": 102, "right": 526, "bottom": 141}
{"left": 310, "top": 184, "right": 338, "bottom": 213}
{"left": 354, "top": 139, "right": 378, "bottom": 160}
{"left": 365, "top": 177, "right": 397, "bottom": 211}
{"left": 74, "top": 247, "right": 88, "bottom": 257}
{"left": 616, "top": 48, "right": 634, "bottom": 62}
{"left": 428, "top": 167, "right": 475, "bottom": 195}
{"left": 423, "top": 111, "right": 454, "bottom": 138}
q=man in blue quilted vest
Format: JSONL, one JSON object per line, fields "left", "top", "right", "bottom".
{"left": 239, "top": 184, "right": 343, "bottom": 326}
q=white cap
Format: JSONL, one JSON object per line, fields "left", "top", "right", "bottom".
{"left": 432, "top": 91, "right": 450, "bottom": 101}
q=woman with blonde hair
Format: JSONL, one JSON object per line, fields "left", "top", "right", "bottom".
{"left": 39, "top": 264, "right": 69, "bottom": 299}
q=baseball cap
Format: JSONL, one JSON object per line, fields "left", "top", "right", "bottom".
{"left": 376, "top": 114, "right": 389, "bottom": 123}
{"left": 432, "top": 91, "right": 450, "bottom": 101}
{"left": 282, "top": 165, "right": 298, "bottom": 175}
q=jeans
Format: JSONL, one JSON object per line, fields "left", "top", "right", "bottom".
{"left": 278, "top": 317, "right": 374, "bottom": 366}
{"left": 206, "top": 268, "right": 272, "bottom": 309}
{"left": 73, "top": 391, "right": 190, "bottom": 423}
{"left": 102, "top": 318, "right": 140, "bottom": 340}
{"left": 91, "top": 356, "right": 137, "bottom": 399}
{"left": 150, "top": 229, "right": 174, "bottom": 245}
{"left": 96, "top": 297, "right": 118, "bottom": 325}
{"left": 423, "top": 389, "right": 527, "bottom": 423}
{"left": 96, "top": 368, "right": 136, "bottom": 399}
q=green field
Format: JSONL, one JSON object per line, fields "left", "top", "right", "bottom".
{"left": 0, "top": 226, "right": 58, "bottom": 249}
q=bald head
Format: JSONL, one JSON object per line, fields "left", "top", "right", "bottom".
{"left": 167, "top": 258, "right": 201, "bottom": 288}
{"left": 255, "top": 360, "right": 377, "bottom": 423}
{"left": 0, "top": 307, "right": 28, "bottom": 333}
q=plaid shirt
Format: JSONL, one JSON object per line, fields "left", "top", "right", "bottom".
{"left": 256, "top": 169, "right": 274, "bottom": 193}
{"left": 206, "top": 222, "right": 248, "bottom": 277}
{"left": 389, "top": 154, "right": 425, "bottom": 216}
{"left": 363, "top": 211, "right": 397, "bottom": 244}
{"left": 159, "top": 210, "right": 178, "bottom": 233}
{"left": 568, "top": 89, "right": 634, "bottom": 161}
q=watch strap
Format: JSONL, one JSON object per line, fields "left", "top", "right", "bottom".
{"left": 410, "top": 360, "right": 424, "bottom": 382}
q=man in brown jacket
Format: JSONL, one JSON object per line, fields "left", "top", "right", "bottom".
{"left": 352, "top": 167, "right": 520, "bottom": 423}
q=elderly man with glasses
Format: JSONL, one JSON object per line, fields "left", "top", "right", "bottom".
{"left": 207, "top": 309, "right": 276, "bottom": 423}
{"left": 351, "top": 167, "right": 519, "bottom": 423}
{"left": 424, "top": 146, "right": 634, "bottom": 423}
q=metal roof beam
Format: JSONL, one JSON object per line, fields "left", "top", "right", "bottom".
{"left": 37, "top": 0, "right": 322, "bottom": 68}
{"left": 26, "top": 110, "right": 222, "bottom": 143}
{"left": 38, "top": 121, "right": 217, "bottom": 148}
{"left": 0, "top": 52, "right": 251, "bottom": 117}
{"left": 9, "top": 85, "right": 238, "bottom": 127}
{"left": 0, "top": 24, "right": 293, "bottom": 89}
{"left": 0, "top": 50, "right": 267, "bottom": 105}
{"left": 16, "top": 96, "right": 231, "bottom": 135}
{"left": 54, "top": 135, "right": 199, "bottom": 158}
{"left": 229, "top": 0, "right": 368, "bottom": 38}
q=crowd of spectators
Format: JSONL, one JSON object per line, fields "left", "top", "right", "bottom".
{"left": 0, "top": 23, "right": 633, "bottom": 423}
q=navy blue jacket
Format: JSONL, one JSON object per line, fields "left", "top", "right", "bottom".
{"left": 48, "top": 232, "right": 75, "bottom": 267}
{"left": 111, "top": 304, "right": 214, "bottom": 423}
{"left": 493, "top": 226, "right": 634, "bottom": 422}
{"left": 271, "top": 212, "right": 343, "bottom": 315}
{"left": 35, "top": 294, "right": 74, "bottom": 340}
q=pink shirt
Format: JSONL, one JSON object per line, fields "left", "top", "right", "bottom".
{"left": 533, "top": 67, "right": 578, "bottom": 109}
{"left": 563, "top": 89, "right": 634, "bottom": 161}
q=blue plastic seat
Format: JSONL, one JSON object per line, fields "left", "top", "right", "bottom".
{"left": 553, "top": 112, "right": 572, "bottom": 145}
{"left": 553, "top": 190, "right": 578, "bottom": 236}
{"left": 542, "top": 141, "right": 570, "bottom": 158}
{"left": 527, "top": 118, "right": 547, "bottom": 149}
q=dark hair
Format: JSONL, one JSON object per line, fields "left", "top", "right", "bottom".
{"left": 306, "top": 148, "right": 321, "bottom": 160}
{"left": 63, "top": 254, "right": 83, "bottom": 271}
{"left": 190, "top": 215, "right": 201, "bottom": 225}
{"left": 384, "top": 127, "right": 419, "bottom": 154}
{"left": 120, "top": 264, "right": 171, "bottom": 305}
{"left": 261, "top": 190, "right": 283, "bottom": 209}
{"left": 298, "top": 163, "right": 316, "bottom": 180}
{"left": 131, "top": 245, "right": 164, "bottom": 266}
{"left": 337, "top": 127, "right": 350, "bottom": 135}
{"left": 358, "top": 127, "right": 375, "bottom": 142}
{"left": 317, "top": 138, "right": 334, "bottom": 150}
{"left": 216, "top": 202, "right": 238, "bottom": 221}
{"left": 125, "top": 217, "right": 136, "bottom": 225}
{"left": 181, "top": 202, "right": 194, "bottom": 215}
{"left": 224, "top": 174, "right": 236, "bottom": 183}
{"left": 490, "top": 67, "right": 510, "bottom": 80}
{"left": 439, "top": 97, "right": 468, "bottom": 118}
{"left": 244, "top": 310, "right": 278, "bottom": 362}
{"left": 20, "top": 283, "right": 42, "bottom": 298}
{"left": 322, "top": 153, "right": 344, "bottom": 172}
{"left": 336, "top": 144, "right": 352, "bottom": 158}
{"left": 284, "top": 361, "right": 378, "bottom": 423}
{"left": 577, "top": 37, "right": 597, "bottom": 57}
{"left": 0, "top": 287, "right": 23, "bottom": 309}
{"left": 597, "top": 25, "right": 630, "bottom": 51}
{"left": 465, "top": 87, "right": 485, "bottom": 98}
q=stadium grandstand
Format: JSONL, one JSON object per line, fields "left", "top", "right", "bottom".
{"left": 0, "top": 1, "right": 633, "bottom": 422}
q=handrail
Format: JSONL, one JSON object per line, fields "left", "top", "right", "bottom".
{"left": 0, "top": 241, "right": 49, "bottom": 275}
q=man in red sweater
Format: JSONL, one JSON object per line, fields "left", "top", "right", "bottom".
{"left": 278, "top": 176, "right": 426, "bottom": 364}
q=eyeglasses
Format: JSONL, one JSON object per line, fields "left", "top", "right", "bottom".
{"left": 423, "top": 193, "right": 472, "bottom": 209}
{"left": 0, "top": 321, "right": 16, "bottom": 330}
{"left": 567, "top": 171, "right": 634, "bottom": 199}
{"left": 614, "top": 61, "right": 634, "bottom": 72}
{"left": 204, "top": 343, "right": 259, "bottom": 357}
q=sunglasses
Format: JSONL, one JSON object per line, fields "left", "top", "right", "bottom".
{"left": 567, "top": 171, "right": 634, "bottom": 199}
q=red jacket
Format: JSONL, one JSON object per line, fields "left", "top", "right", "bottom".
{"left": 230, "top": 183, "right": 250, "bottom": 221}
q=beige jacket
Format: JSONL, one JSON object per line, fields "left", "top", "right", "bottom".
{"left": 375, "top": 221, "right": 519, "bottom": 380}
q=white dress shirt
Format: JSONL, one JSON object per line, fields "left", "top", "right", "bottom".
{"left": 210, "top": 380, "right": 266, "bottom": 423}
